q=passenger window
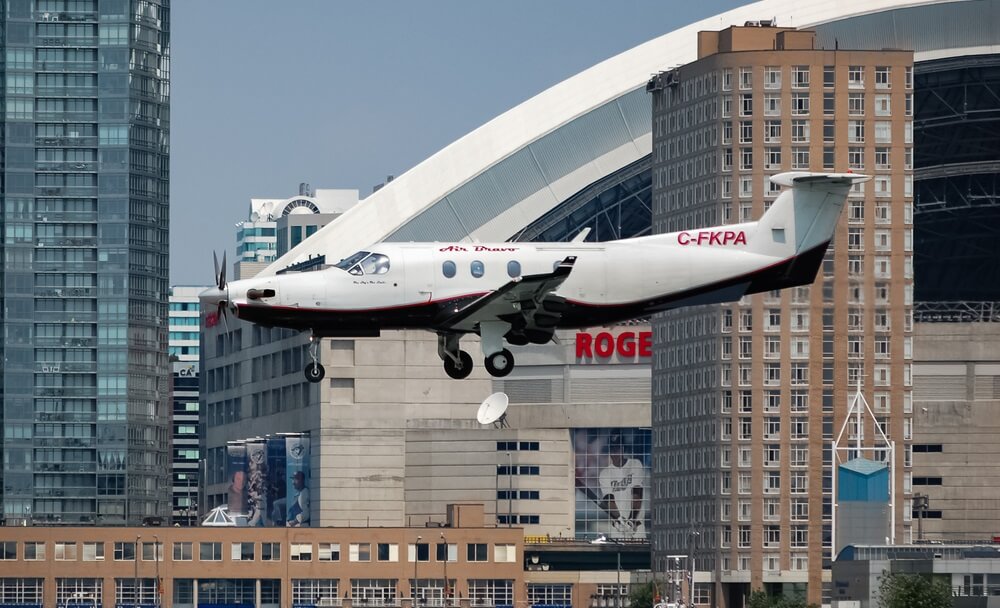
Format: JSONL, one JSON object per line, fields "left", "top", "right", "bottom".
{"left": 507, "top": 260, "right": 521, "bottom": 278}
{"left": 470, "top": 260, "right": 485, "bottom": 278}
{"left": 442, "top": 261, "right": 456, "bottom": 278}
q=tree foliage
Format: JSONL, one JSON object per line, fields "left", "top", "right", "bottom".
{"left": 877, "top": 572, "right": 953, "bottom": 608}
{"left": 747, "top": 590, "right": 816, "bottom": 608}
{"left": 627, "top": 581, "right": 657, "bottom": 608}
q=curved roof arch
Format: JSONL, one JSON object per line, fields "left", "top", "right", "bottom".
{"left": 265, "top": 0, "right": 996, "bottom": 275}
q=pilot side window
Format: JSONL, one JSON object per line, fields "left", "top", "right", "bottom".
{"left": 507, "top": 261, "right": 521, "bottom": 278}
{"left": 470, "top": 260, "right": 485, "bottom": 278}
{"left": 442, "top": 261, "right": 456, "bottom": 278}
{"left": 360, "top": 253, "right": 390, "bottom": 275}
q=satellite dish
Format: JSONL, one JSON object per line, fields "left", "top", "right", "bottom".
{"left": 477, "top": 392, "right": 509, "bottom": 428}
{"left": 250, "top": 211, "right": 260, "bottom": 222}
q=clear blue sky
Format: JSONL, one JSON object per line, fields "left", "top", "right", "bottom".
{"left": 169, "top": 0, "right": 746, "bottom": 285}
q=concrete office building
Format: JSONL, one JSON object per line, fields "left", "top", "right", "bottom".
{"left": 233, "top": 185, "right": 357, "bottom": 280}
{"left": 910, "top": 320, "right": 1000, "bottom": 541}
{"left": 648, "top": 26, "right": 913, "bottom": 607}
{"left": 168, "top": 286, "right": 203, "bottom": 526}
{"left": 0, "top": 0, "right": 171, "bottom": 525}
{"left": 202, "top": 326, "right": 653, "bottom": 533}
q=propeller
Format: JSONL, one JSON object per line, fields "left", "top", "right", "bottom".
{"left": 204, "top": 251, "right": 231, "bottom": 332}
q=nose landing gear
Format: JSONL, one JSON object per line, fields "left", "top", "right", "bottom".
{"left": 438, "top": 332, "right": 473, "bottom": 380}
{"left": 304, "top": 334, "right": 326, "bottom": 383}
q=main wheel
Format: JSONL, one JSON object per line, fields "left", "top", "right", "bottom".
{"left": 443, "top": 350, "right": 474, "bottom": 380}
{"left": 484, "top": 349, "right": 515, "bottom": 377}
{"left": 304, "top": 362, "right": 326, "bottom": 383}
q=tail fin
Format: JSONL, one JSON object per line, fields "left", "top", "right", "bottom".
{"left": 749, "top": 172, "right": 870, "bottom": 259}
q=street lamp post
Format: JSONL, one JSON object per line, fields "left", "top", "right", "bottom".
{"left": 440, "top": 533, "right": 449, "bottom": 607}
{"left": 591, "top": 535, "right": 622, "bottom": 608}
{"left": 134, "top": 535, "right": 141, "bottom": 608}
{"left": 414, "top": 535, "right": 422, "bottom": 607}
{"left": 153, "top": 535, "right": 160, "bottom": 608}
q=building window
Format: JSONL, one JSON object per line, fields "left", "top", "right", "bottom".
{"left": 740, "top": 67, "right": 753, "bottom": 90}
{"left": 790, "top": 119, "right": 809, "bottom": 143}
{"left": 261, "top": 542, "right": 281, "bottom": 561}
{"left": 467, "top": 543, "right": 488, "bottom": 562}
{"left": 79, "top": 542, "right": 103, "bottom": 562}
{"left": 113, "top": 542, "right": 135, "bottom": 561}
{"left": 848, "top": 147, "right": 865, "bottom": 171}
{"left": 740, "top": 148, "right": 753, "bottom": 171}
{"left": 739, "top": 526, "right": 751, "bottom": 548}
{"left": 231, "top": 542, "right": 254, "bottom": 561}
{"left": 0, "top": 542, "right": 16, "bottom": 560}
{"left": 291, "top": 543, "right": 313, "bottom": 561}
{"left": 350, "top": 543, "right": 371, "bottom": 562}
{"left": 740, "top": 94, "right": 753, "bottom": 116}
{"left": 848, "top": 120, "right": 865, "bottom": 144}
{"left": 317, "top": 543, "right": 340, "bottom": 561}
{"left": 739, "top": 121, "right": 753, "bottom": 144}
{"left": 848, "top": 93, "right": 865, "bottom": 116}
{"left": 875, "top": 66, "right": 891, "bottom": 89}
{"left": 848, "top": 65, "right": 865, "bottom": 88}
{"left": 792, "top": 65, "right": 810, "bottom": 88}
{"left": 199, "top": 542, "right": 222, "bottom": 561}
{"left": 173, "top": 542, "right": 192, "bottom": 561}
{"left": 764, "top": 66, "right": 781, "bottom": 89}
{"left": 763, "top": 94, "right": 780, "bottom": 116}
{"left": 55, "top": 542, "right": 77, "bottom": 561}
{"left": 875, "top": 94, "right": 891, "bottom": 116}
{"left": 373, "top": 543, "right": 397, "bottom": 562}
{"left": 494, "top": 544, "right": 517, "bottom": 563}
{"left": 791, "top": 93, "right": 810, "bottom": 115}
{"left": 792, "top": 148, "right": 809, "bottom": 170}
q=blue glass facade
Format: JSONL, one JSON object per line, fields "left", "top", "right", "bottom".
{"left": 0, "top": 0, "right": 171, "bottom": 525}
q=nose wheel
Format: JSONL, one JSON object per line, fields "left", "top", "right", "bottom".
{"left": 484, "top": 349, "right": 514, "bottom": 377}
{"left": 443, "top": 350, "right": 474, "bottom": 380}
{"left": 303, "top": 333, "right": 326, "bottom": 383}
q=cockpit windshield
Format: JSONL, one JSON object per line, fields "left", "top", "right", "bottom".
{"left": 334, "top": 251, "right": 370, "bottom": 270}
{"left": 334, "top": 251, "right": 390, "bottom": 276}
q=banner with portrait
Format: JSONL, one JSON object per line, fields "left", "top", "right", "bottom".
{"left": 284, "top": 435, "right": 311, "bottom": 527}
{"left": 225, "top": 443, "right": 247, "bottom": 515}
{"left": 572, "top": 428, "right": 651, "bottom": 540}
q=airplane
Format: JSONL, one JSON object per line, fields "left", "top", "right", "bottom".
{"left": 201, "top": 172, "right": 868, "bottom": 383}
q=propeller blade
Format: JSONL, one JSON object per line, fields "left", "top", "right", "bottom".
{"left": 220, "top": 251, "right": 227, "bottom": 289}
{"left": 218, "top": 301, "right": 231, "bottom": 334}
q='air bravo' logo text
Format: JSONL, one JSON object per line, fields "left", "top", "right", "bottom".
{"left": 677, "top": 230, "right": 747, "bottom": 246}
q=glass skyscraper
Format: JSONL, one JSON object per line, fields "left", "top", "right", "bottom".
{"left": 1, "top": 0, "right": 170, "bottom": 525}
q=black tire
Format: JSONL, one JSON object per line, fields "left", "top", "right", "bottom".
{"left": 304, "top": 362, "right": 326, "bottom": 383}
{"left": 443, "top": 350, "right": 474, "bottom": 380}
{"left": 484, "top": 349, "right": 515, "bottom": 377}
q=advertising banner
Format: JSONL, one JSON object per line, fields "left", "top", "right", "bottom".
{"left": 225, "top": 443, "right": 247, "bottom": 515}
{"left": 572, "top": 428, "right": 651, "bottom": 539}
{"left": 265, "top": 437, "right": 287, "bottom": 526}
{"left": 245, "top": 440, "right": 267, "bottom": 526}
{"left": 284, "top": 435, "right": 311, "bottom": 527}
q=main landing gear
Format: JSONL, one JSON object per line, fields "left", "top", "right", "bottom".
{"left": 304, "top": 334, "right": 325, "bottom": 383}
{"left": 438, "top": 323, "right": 517, "bottom": 380}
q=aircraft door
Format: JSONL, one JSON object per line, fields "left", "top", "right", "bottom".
{"left": 402, "top": 248, "right": 435, "bottom": 304}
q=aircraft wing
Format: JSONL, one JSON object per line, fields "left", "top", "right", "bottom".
{"left": 437, "top": 256, "right": 577, "bottom": 333}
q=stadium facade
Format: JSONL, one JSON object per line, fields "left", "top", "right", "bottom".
{"left": 201, "top": 1, "right": 1000, "bottom": 607}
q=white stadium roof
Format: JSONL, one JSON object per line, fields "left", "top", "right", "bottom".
{"left": 264, "top": 0, "right": 999, "bottom": 275}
